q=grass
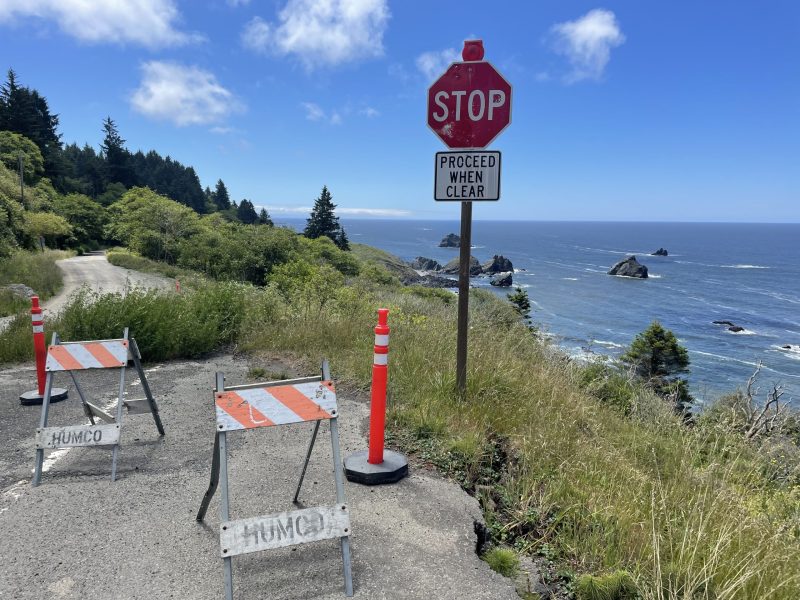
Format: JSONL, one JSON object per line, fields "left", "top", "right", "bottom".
{"left": 482, "top": 547, "right": 520, "bottom": 578}
{"left": 0, "top": 250, "right": 69, "bottom": 315}
{"left": 106, "top": 248, "right": 204, "bottom": 287}
{"left": 1, "top": 262, "right": 798, "bottom": 599}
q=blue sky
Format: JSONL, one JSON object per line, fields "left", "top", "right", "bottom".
{"left": 1, "top": 1, "right": 798, "bottom": 222}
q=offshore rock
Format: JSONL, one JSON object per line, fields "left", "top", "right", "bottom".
{"left": 439, "top": 233, "right": 461, "bottom": 248}
{"left": 651, "top": 248, "right": 669, "bottom": 256}
{"left": 490, "top": 272, "right": 513, "bottom": 287}
{"left": 442, "top": 256, "right": 482, "bottom": 276}
{"left": 410, "top": 257, "right": 442, "bottom": 271}
{"left": 482, "top": 255, "right": 513, "bottom": 274}
{"left": 608, "top": 256, "right": 649, "bottom": 278}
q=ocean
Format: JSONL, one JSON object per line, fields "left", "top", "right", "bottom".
{"left": 279, "top": 219, "right": 800, "bottom": 404}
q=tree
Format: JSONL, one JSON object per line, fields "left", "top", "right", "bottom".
{"left": 507, "top": 287, "right": 531, "bottom": 319}
{"left": 304, "top": 185, "right": 349, "bottom": 250}
{"left": 100, "top": 117, "right": 132, "bottom": 187}
{"left": 0, "top": 131, "right": 44, "bottom": 183}
{"left": 237, "top": 199, "right": 258, "bottom": 224}
{"left": 23, "top": 211, "right": 72, "bottom": 249}
{"left": 213, "top": 179, "right": 231, "bottom": 210}
{"left": 258, "top": 208, "right": 274, "bottom": 227}
{"left": 54, "top": 193, "right": 107, "bottom": 247}
{"left": 621, "top": 321, "right": 693, "bottom": 416}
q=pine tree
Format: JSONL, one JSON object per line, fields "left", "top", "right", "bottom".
{"left": 622, "top": 321, "right": 693, "bottom": 417}
{"left": 304, "top": 185, "right": 349, "bottom": 250}
{"left": 213, "top": 179, "right": 231, "bottom": 210}
{"left": 100, "top": 116, "right": 132, "bottom": 187}
{"left": 237, "top": 199, "right": 258, "bottom": 224}
{"left": 258, "top": 208, "right": 274, "bottom": 227}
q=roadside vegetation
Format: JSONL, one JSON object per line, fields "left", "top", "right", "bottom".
{"left": 0, "top": 250, "right": 67, "bottom": 316}
{"left": 2, "top": 67, "right": 799, "bottom": 599}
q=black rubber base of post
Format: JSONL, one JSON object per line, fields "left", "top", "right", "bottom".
{"left": 344, "top": 449, "right": 409, "bottom": 485}
{"left": 19, "top": 388, "right": 69, "bottom": 406}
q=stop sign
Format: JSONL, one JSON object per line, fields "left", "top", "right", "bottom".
{"left": 427, "top": 61, "right": 512, "bottom": 149}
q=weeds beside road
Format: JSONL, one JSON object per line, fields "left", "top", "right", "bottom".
{"left": 1, "top": 257, "right": 798, "bottom": 599}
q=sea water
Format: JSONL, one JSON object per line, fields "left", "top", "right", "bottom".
{"left": 280, "top": 219, "right": 800, "bottom": 404}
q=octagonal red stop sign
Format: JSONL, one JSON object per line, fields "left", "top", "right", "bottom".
{"left": 427, "top": 61, "right": 512, "bottom": 149}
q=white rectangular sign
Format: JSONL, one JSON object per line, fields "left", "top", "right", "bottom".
{"left": 434, "top": 151, "right": 501, "bottom": 201}
{"left": 35, "top": 423, "right": 120, "bottom": 449}
{"left": 220, "top": 504, "right": 350, "bottom": 557}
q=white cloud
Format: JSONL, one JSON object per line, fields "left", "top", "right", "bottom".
{"left": 415, "top": 48, "right": 459, "bottom": 81}
{"left": 301, "top": 102, "right": 326, "bottom": 121}
{"left": 360, "top": 107, "right": 380, "bottom": 118}
{"left": 241, "top": 0, "right": 390, "bottom": 69}
{"left": 131, "top": 62, "right": 243, "bottom": 127}
{"left": 301, "top": 102, "right": 342, "bottom": 125}
{"left": 0, "top": 0, "right": 199, "bottom": 48}
{"left": 265, "top": 205, "right": 410, "bottom": 217}
{"left": 550, "top": 9, "right": 625, "bottom": 82}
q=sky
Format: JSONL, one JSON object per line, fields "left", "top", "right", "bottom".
{"left": 0, "top": 1, "right": 798, "bottom": 222}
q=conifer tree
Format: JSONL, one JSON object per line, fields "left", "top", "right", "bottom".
{"left": 258, "top": 208, "right": 273, "bottom": 227}
{"left": 237, "top": 198, "right": 258, "bottom": 224}
{"left": 622, "top": 321, "right": 693, "bottom": 417}
{"left": 304, "top": 185, "right": 349, "bottom": 250}
{"left": 213, "top": 179, "right": 231, "bottom": 210}
{"left": 100, "top": 116, "right": 131, "bottom": 187}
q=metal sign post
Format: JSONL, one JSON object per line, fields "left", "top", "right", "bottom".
{"left": 427, "top": 40, "right": 513, "bottom": 395}
{"left": 196, "top": 360, "right": 353, "bottom": 598}
{"left": 32, "top": 328, "right": 164, "bottom": 486}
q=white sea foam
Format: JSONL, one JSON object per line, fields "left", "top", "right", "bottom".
{"left": 728, "top": 328, "right": 756, "bottom": 335}
{"left": 592, "top": 339, "right": 624, "bottom": 349}
{"left": 721, "top": 264, "right": 770, "bottom": 269}
{"left": 563, "top": 277, "right": 579, "bottom": 281}
{"left": 648, "top": 274, "right": 662, "bottom": 279}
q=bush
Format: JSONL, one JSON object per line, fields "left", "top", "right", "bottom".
{"left": 0, "top": 250, "right": 66, "bottom": 299}
{"left": 575, "top": 571, "right": 636, "bottom": 600}
{"left": 482, "top": 547, "right": 520, "bottom": 578}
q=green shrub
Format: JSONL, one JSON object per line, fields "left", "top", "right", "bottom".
{"left": 0, "top": 250, "right": 67, "bottom": 300}
{"left": 482, "top": 547, "right": 520, "bottom": 578}
{"left": 575, "top": 571, "right": 636, "bottom": 600}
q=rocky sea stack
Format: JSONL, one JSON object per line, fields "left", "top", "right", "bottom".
{"left": 441, "top": 255, "right": 482, "bottom": 276}
{"left": 410, "top": 257, "right": 442, "bottom": 271}
{"left": 651, "top": 248, "right": 669, "bottom": 256}
{"left": 490, "top": 272, "right": 513, "bottom": 287}
{"left": 482, "top": 255, "right": 513, "bottom": 274}
{"left": 608, "top": 256, "right": 649, "bottom": 278}
{"left": 438, "top": 233, "right": 460, "bottom": 248}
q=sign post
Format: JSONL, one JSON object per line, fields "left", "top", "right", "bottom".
{"left": 427, "top": 40, "right": 512, "bottom": 395}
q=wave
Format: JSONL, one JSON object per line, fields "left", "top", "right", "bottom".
{"left": 648, "top": 274, "right": 662, "bottom": 279}
{"left": 592, "top": 339, "right": 624, "bottom": 349}
{"left": 721, "top": 264, "right": 771, "bottom": 269}
{"left": 728, "top": 328, "right": 756, "bottom": 336}
{"left": 563, "top": 277, "right": 579, "bottom": 281}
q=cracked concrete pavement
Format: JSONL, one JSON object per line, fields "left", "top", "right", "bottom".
{"left": 0, "top": 354, "right": 519, "bottom": 599}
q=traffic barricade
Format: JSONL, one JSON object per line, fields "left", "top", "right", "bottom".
{"left": 32, "top": 327, "right": 165, "bottom": 486}
{"left": 196, "top": 360, "right": 354, "bottom": 599}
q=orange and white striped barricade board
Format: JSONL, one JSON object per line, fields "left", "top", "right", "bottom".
{"left": 196, "top": 360, "right": 354, "bottom": 599}
{"left": 32, "top": 328, "right": 165, "bottom": 486}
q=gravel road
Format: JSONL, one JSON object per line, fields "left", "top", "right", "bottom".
{"left": 0, "top": 355, "right": 519, "bottom": 599}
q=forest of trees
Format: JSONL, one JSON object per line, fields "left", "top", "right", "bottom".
{"left": 0, "top": 68, "right": 334, "bottom": 258}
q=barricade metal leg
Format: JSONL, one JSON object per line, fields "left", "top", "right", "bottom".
{"left": 216, "top": 372, "right": 234, "bottom": 600}
{"left": 293, "top": 420, "right": 321, "bottom": 504}
{"left": 110, "top": 329, "right": 128, "bottom": 482}
{"left": 70, "top": 371, "right": 95, "bottom": 425}
{"left": 32, "top": 370, "right": 55, "bottom": 487}
{"left": 197, "top": 432, "right": 221, "bottom": 522}
{"left": 130, "top": 337, "right": 165, "bottom": 436}
{"left": 330, "top": 416, "right": 354, "bottom": 597}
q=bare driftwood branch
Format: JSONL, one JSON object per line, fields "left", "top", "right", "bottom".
{"left": 743, "top": 362, "right": 787, "bottom": 439}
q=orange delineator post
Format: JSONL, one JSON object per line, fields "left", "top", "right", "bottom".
{"left": 31, "top": 296, "right": 46, "bottom": 395}
{"left": 368, "top": 308, "right": 390, "bottom": 464}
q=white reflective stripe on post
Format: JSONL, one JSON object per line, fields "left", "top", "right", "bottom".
{"left": 374, "top": 334, "right": 389, "bottom": 346}
{"left": 33, "top": 325, "right": 44, "bottom": 333}
{"left": 31, "top": 314, "right": 42, "bottom": 322}
{"left": 374, "top": 353, "right": 388, "bottom": 366}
